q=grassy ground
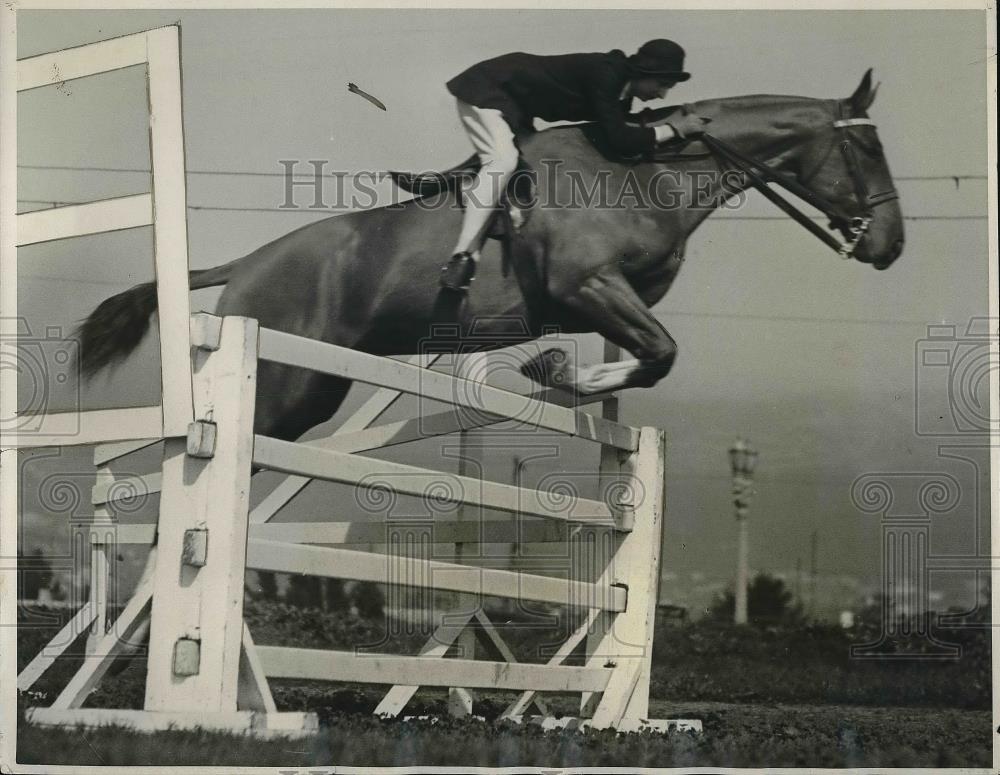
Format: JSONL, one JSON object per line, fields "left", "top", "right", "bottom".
{"left": 13, "top": 600, "right": 992, "bottom": 768}
{"left": 14, "top": 701, "right": 989, "bottom": 768}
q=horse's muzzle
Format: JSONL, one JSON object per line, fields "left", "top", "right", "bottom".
{"left": 872, "top": 238, "right": 904, "bottom": 270}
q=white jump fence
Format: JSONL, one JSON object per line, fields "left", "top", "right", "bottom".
{"left": 14, "top": 27, "right": 698, "bottom": 739}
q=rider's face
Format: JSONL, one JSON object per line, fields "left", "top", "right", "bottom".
{"left": 631, "top": 77, "right": 677, "bottom": 101}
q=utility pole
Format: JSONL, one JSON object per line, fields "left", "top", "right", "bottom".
{"left": 809, "top": 530, "right": 818, "bottom": 619}
{"left": 728, "top": 439, "right": 759, "bottom": 625}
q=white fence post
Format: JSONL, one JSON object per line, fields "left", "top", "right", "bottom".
{"left": 144, "top": 316, "right": 258, "bottom": 712}
{"left": 584, "top": 426, "right": 666, "bottom": 728}
{"left": 146, "top": 26, "right": 195, "bottom": 437}
{"left": 447, "top": 350, "right": 489, "bottom": 717}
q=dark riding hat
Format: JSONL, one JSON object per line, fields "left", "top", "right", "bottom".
{"left": 628, "top": 39, "right": 691, "bottom": 82}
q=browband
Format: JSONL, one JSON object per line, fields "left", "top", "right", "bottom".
{"left": 832, "top": 118, "right": 876, "bottom": 128}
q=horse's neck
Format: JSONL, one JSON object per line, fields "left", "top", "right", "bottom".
{"left": 696, "top": 94, "right": 835, "bottom": 163}
{"left": 662, "top": 95, "right": 838, "bottom": 232}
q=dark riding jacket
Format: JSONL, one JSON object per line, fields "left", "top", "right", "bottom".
{"left": 446, "top": 50, "right": 657, "bottom": 156}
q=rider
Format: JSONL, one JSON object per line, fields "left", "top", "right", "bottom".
{"left": 440, "top": 38, "right": 710, "bottom": 291}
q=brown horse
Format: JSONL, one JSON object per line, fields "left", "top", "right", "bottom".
{"left": 76, "top": 71, "right": 903, "bottom": 442}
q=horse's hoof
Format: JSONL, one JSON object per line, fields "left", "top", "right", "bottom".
{"left": 520, "top": 347, "right": 574, "bottom": 390}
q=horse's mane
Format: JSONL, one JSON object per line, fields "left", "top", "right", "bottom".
{"left": 644, "top": 93, "right": 835, "bottom": 123}
{"left": 524, "top": 93, "right": 842, "bottom": 163}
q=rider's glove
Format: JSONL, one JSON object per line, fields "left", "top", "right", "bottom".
{"left": 666, "top": 113, "right": 712, "bottom": 139}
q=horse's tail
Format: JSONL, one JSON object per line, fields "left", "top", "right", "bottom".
{"left": 73, "top": 260, "right": 237, "bottom": 379}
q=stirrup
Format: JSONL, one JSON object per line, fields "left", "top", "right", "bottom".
{"left": 440, "top": 251, "right": 477, "bottom": 291}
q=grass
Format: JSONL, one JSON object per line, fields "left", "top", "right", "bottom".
{"left": 13, "top": 599, "right": 991, "bottom": 768}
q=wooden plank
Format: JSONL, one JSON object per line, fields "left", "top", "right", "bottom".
{"left": 17, "top": 29, "right": 149, "bottom": 91}
{"left": 9, "top": 406, "right": 164, "bottom": 448}
{"left": 253, "top": 436, "right": 617, "bottom": 525}
{"left": 449, "top": 352, "right": 486, "bottom": 718}
{"left": 25, "top": 708, "right": 319, "bottom": 739}
{"left": 249, "top": 519, "right": 565, "bottom": 547}
{"left": 588, "top": 427, "right": 667, "bottom": 729}
{"left": 147, "top": 25, "right": 194, "bottom": 438}
{"left": 257, "top": 327, "right": 638, "bottom": 451}
{"left": 373, "top": 611, "right": 475, "bottom": 718}
{"left": 238, "top": 625, "right": 277, "bottom": 714}
{"left": 86, "top": 542, "right": 109, "bottom": 655}
{"left": 91, "top": 519, "right": 567, "bottom": 548}
{"left": 256, "top": 647, "right": 611, "bottom": 693}
{"left": 86, "top": 472, "right": 116, "bottom": 654}
{"left": 580, "top": 347, "right": 625, "bottom": 714}
{"left": 92, "top": 471, "right": 162, "bottom": 506}
{"left": 16, "top": 194, "right": 152, "bottom": 246}
{"left": 590, "top": 659, "right": 643, "bottom": 730}
{"left": 16, "top": 602, "right": 97, "bottom": 692}
{"left": 247, "top": 378, "right": 609, "bottom": 527}
{"left": 246, "top": 540, "right": 627, "bottom": 612}
{"left": 144, "top": 317, "right": 258, "bottom": 713}
{"left": 336, "top": 353, "right": 441, "bottom": 433}
{"left": 501, "top": 607, "right": 602, "bottom": 720}
{"left": 93, "top": 438, "right": 161, "bottom": 466}
{"left": 249, "top": 354, "right": 440, "bottom": 525}
{"left": 505, "top": 715, "right": 702, "bottom": 734}
{"left": 473, "top": 610, "right": 550, "bottom": 717}
{"left": 51, "top": 578, "right": 152, "bottom": 709}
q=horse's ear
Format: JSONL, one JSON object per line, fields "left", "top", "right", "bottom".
{"left": 849, "top": 68, "right": 878, "bottom": 113}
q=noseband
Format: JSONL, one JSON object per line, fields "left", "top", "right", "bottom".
{"left": 699, "top": 113, "right": 899, "bottom": 259}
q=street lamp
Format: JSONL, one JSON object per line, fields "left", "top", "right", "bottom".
{"left": 729, "top": 438, "right": 759, "bottom": 625}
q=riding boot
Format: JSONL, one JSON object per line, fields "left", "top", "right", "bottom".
{"left": 440, "top": 251, "right": 477, "bottom": 291}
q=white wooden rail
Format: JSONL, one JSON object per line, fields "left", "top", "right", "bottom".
{"left": 258, "top": 327, "right": 638, "bottom": 451}
{"left": 13, "top": 26, "right": 193, "bottom": 447}
{"left": 246, "top": 540, "right": 627, "bottom": 612}
{"left": 252, "top": 435, "right": 621, "bottom": 526}
{"left": 22, "top": 310, "right": 689, "bottom": 737}
{"left": 255, "top": 647, "right": 612, "bottom": 694}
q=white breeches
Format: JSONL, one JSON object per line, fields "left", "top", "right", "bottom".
{"left": 451, "top": 100, "right": 519, "bottom": 256}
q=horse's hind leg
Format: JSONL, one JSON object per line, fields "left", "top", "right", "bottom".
{"left": 253, "top": 362, "right": 354, "bottom": 441}
{"left": 523, "top": 265, "right": 677, "bottom": 394}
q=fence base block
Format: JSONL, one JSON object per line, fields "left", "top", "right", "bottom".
{"left": 25, "top": 708, "right": 319, "bottom": 739}
{"left": 506, "top": 714, "right": 703, "bottom": 734}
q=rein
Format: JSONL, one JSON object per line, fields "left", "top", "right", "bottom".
{"left": 655, "top": 107, "right": 898, "bottom": 259}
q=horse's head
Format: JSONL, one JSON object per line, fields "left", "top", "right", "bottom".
{"left": 794, "top": 70, "right": 904, "bottom": 269}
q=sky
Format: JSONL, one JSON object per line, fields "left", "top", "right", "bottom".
{"left": 12, "top": 7, "right": 994, "bottom": 618}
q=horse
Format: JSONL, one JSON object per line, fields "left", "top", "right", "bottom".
{"left": 75, "top": 70, "right": 903, "bottom": 443}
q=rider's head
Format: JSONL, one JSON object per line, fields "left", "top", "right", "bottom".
{"left": 628, "top": 39, "right": 690, "bottom": 101}
{"left": 629, "top": 76, "right": 679, "bottom": 101}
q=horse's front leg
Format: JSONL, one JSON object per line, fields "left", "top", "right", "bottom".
{"left": 521, "top": 265, "right": 677, "bottom": 394}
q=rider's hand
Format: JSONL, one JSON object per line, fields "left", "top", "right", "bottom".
{"left": 667, "top": 113, "right": 712, "bottom": 139}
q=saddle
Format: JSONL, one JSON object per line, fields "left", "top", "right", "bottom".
{"left": 389, "top": 153, "right": 537, "bottom": 273}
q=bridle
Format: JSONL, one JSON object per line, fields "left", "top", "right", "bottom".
{"left": 696, "top": 109, "right": 899, "bottom": 259}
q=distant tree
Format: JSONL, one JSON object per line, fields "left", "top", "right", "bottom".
{"left": 323, "top": 579, "right": 350, "bottom": 613}
{"left": 352, "top": 581, "right": 385, "bottom": 619}
{"left": 252, "top": 571, "right": 279, "bottom": 600}
{"left": 709, "top": 572, "right": 805, "bottom": 626}
{"left": 49, "top": 577, "right": 67, "bottom": 602}
{"left": 19, "top": 548, "right": 53, "bottom": 601}
{"left": 286, "top": 574, "right": 323, "bottom": 609}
